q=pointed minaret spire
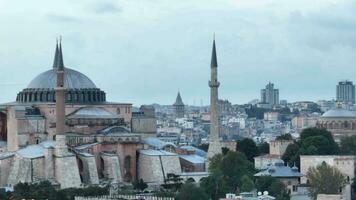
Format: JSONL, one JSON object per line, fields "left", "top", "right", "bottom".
{"left": 211, "top": 36, "right": 218, "bottom": 68}
{"left": 57, "top": 36, "right": 65, "bottom": 71}
{"left": 52, "top": 39, "right": 59, "bottom": 69}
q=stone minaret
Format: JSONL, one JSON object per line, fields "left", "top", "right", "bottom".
{"left": 54, "top": 39, "right": 67, "bottom": 156}
{"left": 52, "top": 39, "right": 82, "bottom": 188}
{"left": 207, "top": 38, "right": 222, "bottom": 159}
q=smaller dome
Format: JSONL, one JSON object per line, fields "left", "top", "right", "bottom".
{"left": 322, "top": 108, "right": 356, "bottom": 118}
{"left": 274, "top": 159, "right": 285, "bottom": 166}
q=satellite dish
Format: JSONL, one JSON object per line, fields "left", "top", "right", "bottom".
{"left": 263, "top": 191, "right": 269, "bottom": 195}
{"left": 258, "top": 192, "right": 262, "bottom": 196}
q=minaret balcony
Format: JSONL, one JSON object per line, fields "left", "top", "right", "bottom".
{"left": 209, "top": 81, "right": 220, "bottom": 87}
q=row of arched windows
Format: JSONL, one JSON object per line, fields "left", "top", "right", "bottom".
{"left": 16, "top": 89, "right": 106, "bottom": 103}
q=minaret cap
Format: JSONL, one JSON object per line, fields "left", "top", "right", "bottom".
{"left": 211, "top": 37, "right": 218, "bottom": 68}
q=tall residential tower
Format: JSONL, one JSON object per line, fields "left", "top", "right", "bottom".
{"left": 261, "top": 82, "right": 279, "bottom": 106}
{"left": 336, "top": 80, "right": 355, "bottom": 104}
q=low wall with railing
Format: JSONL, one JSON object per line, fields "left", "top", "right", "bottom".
{"left": 75, "top": 194, "right": 175, "bottom": 200}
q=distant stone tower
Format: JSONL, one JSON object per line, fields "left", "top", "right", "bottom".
{"left": 207, "top": 38, "right": 223, "bottom": 159}
{"left": 173, "top": 92, "right": 185, "bottom": 118}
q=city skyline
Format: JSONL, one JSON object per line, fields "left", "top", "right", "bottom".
{"left": 1, "top": 0, "right": 356, "bottom": 106}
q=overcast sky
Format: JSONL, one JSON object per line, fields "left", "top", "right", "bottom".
{"left": 0, "top": 0, "right": 356, "bottom": 106}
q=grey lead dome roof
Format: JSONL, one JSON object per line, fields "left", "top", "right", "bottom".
{"left": 322, "top": 108, "right": 356, "bottom": 118}
{"left": 27, "top": 67, "right": 97, "bottom": 89}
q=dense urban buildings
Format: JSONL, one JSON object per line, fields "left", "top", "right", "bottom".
{"left": 336, "top": 80, "right": 355, "bottom": 104}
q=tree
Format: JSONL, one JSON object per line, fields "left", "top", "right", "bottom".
{"left": 282, "top": 143, "right": 300, "bottom": 166}
{"left": 236, "top": 138, "right": 259, "bottom": 161}
{"left": 0, "top": 188, "right": 10, "bottom": 200}
{"left": 255, "top": 176, "right": 290, "bottom": 200}
{"left": 340, "top": 135, "right": 356, "bottom": 155}
{"left": 176, "top": 182, "right": 209, "bottom": 200}
{"left": 13, "top": 181, "right": 56, "bottom": 200}
{"left": 258, "top": 142, "right": 270, "bottom": 155}
{"left": 132, "top": 178, "right": 148, "bottom": 191}
{"left": 240, "top": 175, "right": 254, "bottom": 192}
{"left": 162, "top": 173, "right": 183, "bottom": 192}
{"left": 202, "top": 151, "right": 255, "bottom": 199}
{"left": 282, "top": 128, "right": 339, "bottom": 167}
{"left": 306, "top": 162, "right": 345, "bottom": 200}
{"left": 276, "top": 134, "right": 293, "bottom": 141}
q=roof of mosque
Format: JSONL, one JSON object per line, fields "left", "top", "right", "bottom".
{"left": 67, "top": 107, "right": 118, "bottom": 119}
{"left": 143, "top": 137, "right": 177, "bottom": 149}
{"left": 17, "top": 140, "right": 55, "bottom": 159}
{"left": 27, "top": 67, "right": 97, "bottom": 89}
{"left": 139, "top": 149, "right": 177, "bottom": 156}
{"left": 254, "top": 159, "right": 303, "bottom": 178}
{"left": 179, "top": 154, "right": 206, "bottom": 164}
{"left": 321, "top": 108, "right": 356, "bottom": 118}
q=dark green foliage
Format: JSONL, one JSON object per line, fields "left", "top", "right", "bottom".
{"left": 12, "top": 181, "right": 108, "bottom": 200}
{"left": 0, "top": 188, "right": 10, "bottom": 200}
{"left": 258, "top": 142, "right": 269, "bottom": 154}
{"left": 240, "top": 175, "right": 254, "bottom": 192}
{"left": 282, "top": 143, "right": 300, "bottom": 166}
{"left": 306, "top": 162, "right": 345, "bottom": 200}
{"left": 282, "top": 128, "right": 339, "bottom": 166}
{"left": 236, "top": 138, "right": 259, "bottom": 161}
{"left": 176, "top": 182, "right": 209, "bottom": 200}
{"left": 202, "top": 151, "right": 255, "bottom": 199}
{"left": 255, "top": 176, "right": 290, "bottom": 200}
{"left": 13, "top": 181, "right": 56, "bottom": 200}
{"left": 161, "top": 173, "right": 183, "bottom": 192}
{"left": 276, "top": 134, "right": 293, "bottom": 141}
{"left": 132, "top": 178, "right": 148, "bottom": 191}
{"left": 222, "top": 147, "right": 230, "bottom": 155}
{"left": 340, "top": 135, "right": 356, "bottom": 155}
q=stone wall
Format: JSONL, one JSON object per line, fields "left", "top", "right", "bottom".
{"left": 131, "top": 117, "right": 156, "bottom": 133}
{"left": 100, "top": 153, "right": 122, "bottom": 183}
{"left": 138, "top": 153, "right": 181, "bottom": 185}
{"left": 7, "top": 155, "right": 32, "bottom": 186}
{"left": 0, "top": 155, "right": 14, "bottom": 186}
{"left": 78, "top": 154, "right": 99, "bottom": 185}
{"left": 138, "top": 155, "right": 164, "bottom": 184}
{"left": 269, "top": 140, "right": 293, "bottom": 156}
{"left": 55, "top": 154, "right": 81, "bottom": 189}
{"left": 300, "top": 155, "right": 355, "bottom": 184}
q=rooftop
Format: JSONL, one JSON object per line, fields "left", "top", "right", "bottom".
{"left": 254, "top": 159, "right": 303, "bottom": 178}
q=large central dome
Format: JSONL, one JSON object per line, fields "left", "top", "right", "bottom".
{"left": 16, "top": 43, "right": 106, "bottom": 104}
{"left": 27, "top": 68, "right": 97, "bottom": 89}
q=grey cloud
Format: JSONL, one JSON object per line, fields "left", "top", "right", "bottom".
{"left": 45, "top": 14, "right": 82, "bottom": 23}
{"left": 92, "top": 2, "right": 121, "bottom": 14}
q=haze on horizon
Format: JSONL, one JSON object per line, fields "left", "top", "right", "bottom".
{"left": 0, "top": 0, "right": 355, "bottom": 106}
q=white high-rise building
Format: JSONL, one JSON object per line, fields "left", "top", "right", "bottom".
{"left": 261, "top": 82, "right": 279, "bottom": 106}
{"left": 337, "top": 80, "right": 355, "bottom": 104}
